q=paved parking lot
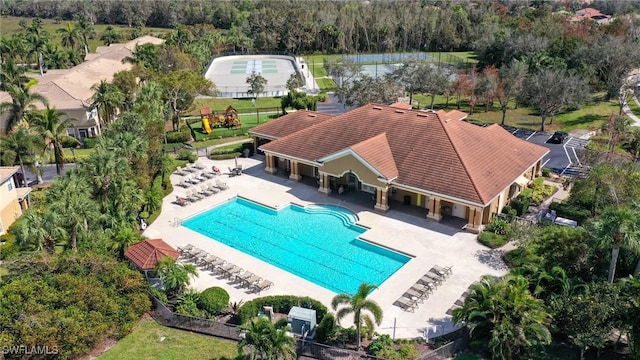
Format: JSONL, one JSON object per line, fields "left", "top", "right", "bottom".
{"left": 508, "top": 128, "right": 589, "bottom": 176}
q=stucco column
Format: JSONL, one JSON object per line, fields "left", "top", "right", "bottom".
{"left": 289, "top": 160, "right": 301, "bottom": 181}
{"left": 374, "top": 188, "right": 389, "bottom": 212}
{"left": 465, "top": 206, "right": 483, "bottom": 233}
{"left": 318, "top": 173, "right": 331, "bottom": 194}
{"left": 253, "top": 137, "right": 258, "bottom": 155}
{"left": 265, "top": 154, "right": 276, "bottom": 174}
{"left": 427, "top": 197, "right": 442, "bottom": 221}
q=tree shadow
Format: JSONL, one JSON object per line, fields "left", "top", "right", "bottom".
{"left": 563, "top": 114, "right": 605, "bottom": 127}
{"left": 473, "top": 249, "right": 509, "bottom": 271}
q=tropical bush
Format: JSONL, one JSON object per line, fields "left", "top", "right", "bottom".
{"left": 82, "top": 136, "right": 98, "bottom": 148}
{"left": 501, "top": 205, "right": 517, "bottom": 220}
{"left": 478, "top": 231, "right": 508, "bottom": 249}
{"left": 237, "top": 295, "right": 327, "bottom": 325}
{"left": 0, "top": 233, "right": 18, "bottom": 260}
{"left": 484, "top": 217, "right": 511, "bottom": 236}
{"left": 177, "top": 289, "right": 205, "bottom": 317}
{"left": 519, "top": 178, "right": 555, "bottom": 205}
{"left": 176, "top": 149, "right": 197, "bottom": 162}
{"left": 197, "top": 286, "right": 229, "bottom": 315}
{"left": 0, "top": 252, "right": 151, "bottom": 359}
{"left": 315, "top": 313, "right": 337, "bottom": 344}
{"left": 509, "top": 197, "right": 530, "bottom": 216}
{"left": 209, "top": 152, "right": 242, "bottom": 160}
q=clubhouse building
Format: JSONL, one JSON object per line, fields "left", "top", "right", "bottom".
{"left": 249, "top": 103, "right": 549, "bottom": 232}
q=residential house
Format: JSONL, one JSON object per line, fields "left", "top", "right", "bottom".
{"left": 249, "top": 103, "right": 549, "bottom": 232}
{"left": 0, "top": 166, "right": 31, "bottom": 235}
{"left": 569, "top": 7, "right": 612, "bottom": 24}
{"left": 0, "top": 35, "right": 165, "bottom": 140}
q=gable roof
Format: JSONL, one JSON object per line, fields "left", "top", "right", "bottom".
{"left": 259, "top": 104, "right": 548, "bottom": 206}
{"left": 124, "top": 238, "right": 179, "bottom": 270}
{"left": 0, "top": 166, "right": 19, "bottom": 184}
{"left": 250, "top": 110, "right": 335, "bottom": 140}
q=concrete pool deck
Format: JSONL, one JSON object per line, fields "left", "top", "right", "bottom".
{"left": 144, "top": 155, "right": 509, "bottom": 340}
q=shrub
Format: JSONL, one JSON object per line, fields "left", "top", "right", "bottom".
{"left": 237, "top": 295, "right": 328, "bottom": 325}
{"left": 369, "top": 334, "right": 394, "bottom": 355}
{"left": 335, "top": 326, "right": 358, "bottom": 344}
{"left": 83, "top": 137, "right": 98, "bottom": 149}
{"left": 478, "top": 231, "right": 507, "bottom": 249}
{"left": 197, "top": 287, "right": 229, "bottom": 315}
{"left": 209, "top": 152, "right": 242, "bottom": 160}
{"left": 178, "top": 289, "right": 206, "bottom": 317}
{"left": 548, "top": 202, "right": 591, "bottom": 223}
{"left": 485, "top": 217, "right": 511, "bottom": 236}
{"left": 166, "top": 131, "right": 192, "bottom": 143}
{"left": 61, "top": 136, "right": 81, "bottom": 149}
{"left": 0, "top": 233, "right": 18, "bottom": 260}
{"left": 541, "top": 168, "right": 551, "bottom": 177}
{"left": 176, "top": 149, "right": 197, "bottom": 163}
{"left": 510, "top": 197, "right": 530, "bottom": 216}
{"left": 501, "top": 205, "right": 517, "bottom": 221}
{"left": 149, "top": 287, "right": 168, "bottom": 304}
{"left": 315, "top": 313, "right": 337, "bottom": 344}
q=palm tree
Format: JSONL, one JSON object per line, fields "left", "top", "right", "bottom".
{"left": 452, "top": 275, "right": 552, "bottom": 360}
{"left": 25, "top": 18, "right": 50, "bottom": 76}
{"left": 0, "top": 57, "right": 29, "bottom": 90}
{"left": 57, "top": 22, "right": 81, "bottom": 50}
{"left": 154, "top": 257, "right": 198, "bottom": 297}
{"left": 90, "top": 80, "right": 125, "bottom": 128}
{"left": 0, "top": 79, "right": 49, "bottom": 131}
{"left": 594, "top": 206, "right": 640, "bottom": 283}
{"left": 32, "top": 106, "right": 76, "bottom": 175}
{"left": 100, "top": 26, "right": 123, "bottom": 46}
{"left": 110, "top": 225, "right": 143, "bottom": 259}
{"left": 75, "top": 16, "right": 96, "bottom": 55}
{"left": 1, "top": 127, "right": 37, "bottom": 186}
{"left": 18, "top": 208, "right": 67, "bottom": 253}
{"left": 42, "top": 43, "right": 71, "bottom": 69}
{"left": 238, "top": 317, "right": 296, "bottom": 360}
{"left": 47, "top": 172, "right": 99, "bottom": 251}
{"left": 331, "top": 282, "right": 383, "bottom": 350}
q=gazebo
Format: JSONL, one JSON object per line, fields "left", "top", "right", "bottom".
{"left": 124, "top": 239, "right": 179, "bottom": 282}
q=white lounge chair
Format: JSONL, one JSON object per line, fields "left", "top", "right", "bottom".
{"left": 215, "top": 179, "right": 229, "bottom": 190}
{"left": 252, "top": 280, "right": 273, "bottom": 293}
{"left": 394, "top": 297, "right": 416, "bottom": 312}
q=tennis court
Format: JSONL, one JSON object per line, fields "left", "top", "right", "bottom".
{"left": 205, "top": 55, "right": 302, "bottom": 98}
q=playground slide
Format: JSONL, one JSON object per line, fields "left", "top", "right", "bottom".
{"left": 202, "top": 117, "right": 212, "bottom": 134}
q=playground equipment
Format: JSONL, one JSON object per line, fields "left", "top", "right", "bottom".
{"left": 200, "top": 106, "right": 241, "bottom": 132}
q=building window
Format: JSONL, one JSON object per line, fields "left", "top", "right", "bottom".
{"left": 67, "top": 128, "right": 75, "bottom": 137}
{"left": 7, "top": 181, "right": 13, "bottom": 191}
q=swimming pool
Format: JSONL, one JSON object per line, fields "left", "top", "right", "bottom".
{"left": 182, "top": 197, "right": 410, "bottom": 294}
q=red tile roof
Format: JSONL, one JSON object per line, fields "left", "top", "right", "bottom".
{"left": 389, "top": 101, "right": 413, "bottom": 110}
{"left": 250, "top": 110, "right": 334, "bottom": 140}
{"left": 124, "top": 239, "right": 179, "bottom": 270}
{"left": 258, "top": 104, "right": 548, "bottom": 206}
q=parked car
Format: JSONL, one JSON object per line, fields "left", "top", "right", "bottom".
{"left": 549, "top": 131, "right": 567, "bottom": 144}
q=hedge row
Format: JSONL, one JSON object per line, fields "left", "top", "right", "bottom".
{"left": 237, "top": 295, "right": 328, "bottom": 325}
{"left": 548, "top": 202, "right": 591, "bottom": 223}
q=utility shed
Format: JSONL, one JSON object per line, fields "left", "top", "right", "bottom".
{"left": 287, "top": 306, "right": 316, "bottom": 336}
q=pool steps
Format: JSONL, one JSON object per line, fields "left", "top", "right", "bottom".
{"left": 303, "top": 205, "right": 358, "bottom": 227}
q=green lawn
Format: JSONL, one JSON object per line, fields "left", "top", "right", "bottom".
{"left": 0, "top": 16, "right": 169, "bottom": 53}
{"left": 98, "top": 316, "right": 238, "bottom": 360}
{"left": 189, "top": 98, "right": 283, "bottom": 116}
{"left": 187, "top": 111, "right": 280, "bottom": 141}
{"left": 412, "top": 93, "right": 620, "bottom": 133}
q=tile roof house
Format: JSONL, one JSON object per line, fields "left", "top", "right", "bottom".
{"left": 0, "top": 36, "right": 164, "bottom": 139}
{"left": 249, "top": 104, "right": 549, "bottom": 232}
{"left": 0, "top": 166, "right": 31, "bottom": 235}
{"left": 124, "top": 238, "right": 179, "bottom": 275}
{"left": 569, "top": 7, "right": 612, "bottom": 24}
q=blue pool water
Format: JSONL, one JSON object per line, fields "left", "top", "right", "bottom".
{"left": 182, "top": 197, "right": 410, "bottom": 294}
